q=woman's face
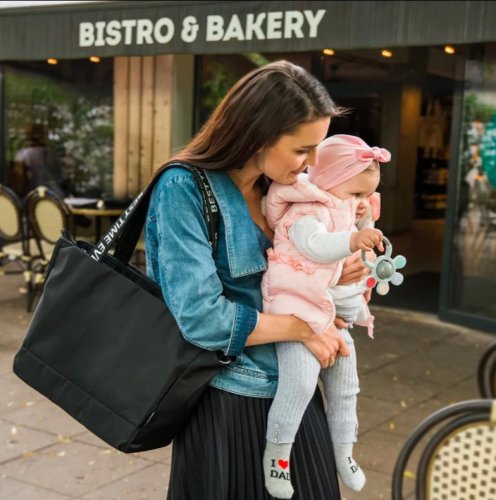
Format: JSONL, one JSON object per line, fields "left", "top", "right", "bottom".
{"left": 257, "top": 117, "right": 331, "bottom": 185}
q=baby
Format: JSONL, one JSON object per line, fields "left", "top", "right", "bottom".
{"left": 262, "top": 134, "right": 391, "bottom": 498}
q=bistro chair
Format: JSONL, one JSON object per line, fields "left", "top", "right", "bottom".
{"left": 0, "top": 184, "right": 27, "bottom": 273}
{"left": 24, "top": 186, "right": 73, "bottom": 311}
{"left": 0, "top": 185, "right": 42, "bottom": 308}
{"left": 392, "top": 399, "right": 496, "bottom": 500}
{"left": 478, "top": 341, "right": 496, "bottom": 399}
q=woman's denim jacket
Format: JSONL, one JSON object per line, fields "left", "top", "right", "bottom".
{"left": 145, "top": 166, "right": 278, "bottom": 398}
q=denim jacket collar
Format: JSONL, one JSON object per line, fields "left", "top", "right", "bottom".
{"left": 206, "top": 170, "right": 268, "bottom": 278}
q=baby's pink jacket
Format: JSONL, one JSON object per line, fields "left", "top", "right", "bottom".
{"left": 262, "top": 176, "right": 375, "bottom": 336}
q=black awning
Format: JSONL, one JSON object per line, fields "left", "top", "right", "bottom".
{"left": 0, "top": 0, "right": 495, "bottom": 61}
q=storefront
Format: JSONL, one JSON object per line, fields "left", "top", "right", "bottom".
{"left": 1, "top": 0, "right": 495, "bottom": 332}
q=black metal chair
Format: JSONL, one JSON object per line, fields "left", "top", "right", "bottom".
{"left": 392, "top": 399, "right": 496, "bottom": 499}
{"left": 24, "top": 186, "right": 74, "bottom": 311}
{"left": 477, "top": 341, "right": 496, "bottom": 399}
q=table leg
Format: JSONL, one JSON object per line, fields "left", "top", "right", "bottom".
{"left": 95, "top": 217, "right": 101, "bottom": 242}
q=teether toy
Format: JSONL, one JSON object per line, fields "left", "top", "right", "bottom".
{"left": 361, "top": 237, "right": 407, "bottom": 296}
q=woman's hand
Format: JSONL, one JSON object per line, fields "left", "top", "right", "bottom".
{"left": 303, "top": 323, "right": 350, "bottom": 368}
{"left": 334, "top": 316, "right": 349, "bottom": 329}
{"left": 337, "top": 253, "right": 369, "bottom": 285}
{"left": 246, "top": 314, "right": 348, "bottom": 368}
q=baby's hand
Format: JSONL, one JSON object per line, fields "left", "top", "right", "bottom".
{"left": 350, "top": 228, "right": 384, "bottom": 252}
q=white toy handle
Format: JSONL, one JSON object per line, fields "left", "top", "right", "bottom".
{"left": 361, "top": 236, "right": 407, "bottom": 295}
{"left": 361, "top": 237, "right": 392, "bottom": 272}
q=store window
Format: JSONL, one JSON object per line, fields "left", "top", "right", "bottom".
{"left": 446, "top": 43, "right": 496, "bottom": 324}
{"left": 195, "top": 53, "right": 314, "bottom": 131}
{"left": 195, "top": 54, "right": 251, "bottom": 129}
{"left": 4, "top": 58, "right": 113, "bottom": 198}
{"left": 415, "top": 91, "right": 453, "bottom": 219}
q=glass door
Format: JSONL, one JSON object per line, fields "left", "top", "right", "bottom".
{"left": 440, "top": 43, "right": 496, "bottom": 332}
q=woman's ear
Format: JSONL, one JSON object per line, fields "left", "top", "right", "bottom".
{"left": 253, "top": 147, "right": 268, "bottom": 169}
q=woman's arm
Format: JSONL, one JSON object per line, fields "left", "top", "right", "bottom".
{"left": 246, "top": 313, "right": 350, "bottom": 367}
{"left": 245, "top": 313, "right": 312, "bottom": 346}
{"left": 148, "top": 170, "right": 258, "bottom": 358}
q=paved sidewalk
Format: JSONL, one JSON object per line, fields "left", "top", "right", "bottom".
{"left": 0, "top": 271, "right": 494, "bottom": 499}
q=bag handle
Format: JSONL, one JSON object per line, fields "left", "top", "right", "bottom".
{"left": 89, "top": 162, "right": 219, "bottom": 263}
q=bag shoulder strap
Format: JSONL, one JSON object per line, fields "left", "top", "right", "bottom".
{"left": 91, "top": 162, "right": 219, "bottom": 263}
{"left": 176, "top": 163, "right": 219, "bottom": 254}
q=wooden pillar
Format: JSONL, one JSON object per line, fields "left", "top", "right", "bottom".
{"left": 113, "top": 54, "right": 175, "bottom": 198}
{"left": 113, "top": 57, "right": 129, "bottom": 198}
{"left": 379, "top": 83, "right": 422, "bottom": 234}
{"left": 153, "top": 55, "right": 174, "bottom": 176}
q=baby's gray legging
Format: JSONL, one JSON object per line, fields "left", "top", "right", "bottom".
{"left": 266, "top": 328, "right": 359, "bottom": 445}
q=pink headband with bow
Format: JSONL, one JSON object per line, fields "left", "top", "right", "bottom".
{"left": 308, "top": 134, "right": 391, "bottom": 191}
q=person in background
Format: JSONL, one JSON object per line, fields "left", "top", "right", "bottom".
{"left": 145, "top": 60, "right": 370, "bottom": 499}
{"left": 15, "top": 123, "right": 66, "bottom": 197}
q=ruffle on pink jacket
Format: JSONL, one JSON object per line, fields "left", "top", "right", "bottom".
{"left": 262, "top": 175, "right": 376, "bottom": 337}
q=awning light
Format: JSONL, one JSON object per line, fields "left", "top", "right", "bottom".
{"left": 323, "top": 48, "right": 335, "bottom": 56}
{"left": 381, "top": 49, "right": 393, "bottom": 58}
{"left": 444, "top": 45, "right": 455, "bottom": 55}
{"left": 89, "top": 56, "right": 101, "bottom": 63}
{"left": 47, "top": 58, "right": 58, "bottom": 65}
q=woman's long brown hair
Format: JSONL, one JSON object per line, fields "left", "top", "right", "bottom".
{"left": 167, "top": 60, "right": 346, "bottom": 172}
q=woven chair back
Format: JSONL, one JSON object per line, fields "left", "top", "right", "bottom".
{"left": 25, "top": 186, "right": 71, "bottom": 246}
{"left": 425, "top": 421, "right": 496, "bottom": 499}
{"left": 0, "top": 185, "right": 23, "bottom": 241}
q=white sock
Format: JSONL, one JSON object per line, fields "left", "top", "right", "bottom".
{"left": 333, "top": 442, "right": 366, "bottom": 492}
{"left": 263, "top": 441, "right": 294, "bottom": 499}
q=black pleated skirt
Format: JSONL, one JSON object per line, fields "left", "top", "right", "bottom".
{"left": 167, "top": 387, "right": 341, "bottom": 500}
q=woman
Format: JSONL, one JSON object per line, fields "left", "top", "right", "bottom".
{"left": 145, "top": 60, "right": 369, "bottom": 499}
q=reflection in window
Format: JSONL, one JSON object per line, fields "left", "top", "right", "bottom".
{"left": 196, "top": 54, "right": 256, "bottom": 130}
{"left": 5, "top": 59, "right": 113, "bottom": 198}
{"left": 195, "top": 53, "right": 314, "bottom": 131}
{"left": 450, "top": 45, "right": 496, "bottom": 321}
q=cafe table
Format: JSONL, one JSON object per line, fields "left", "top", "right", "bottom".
{"left": 64, "top": 198, "right": 124, "bottom": 242}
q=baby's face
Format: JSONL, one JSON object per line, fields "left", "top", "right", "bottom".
{"left": 327, "top": 168, "right": 380, "bottom": 202}
{"left": 327, "top": 166, "right": 380, "bottom": 222}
